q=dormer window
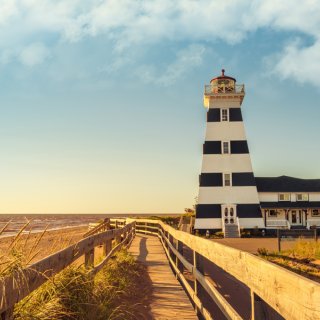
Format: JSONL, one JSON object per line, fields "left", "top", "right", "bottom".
{"left": 221, "top": 109, "right": 228, "bottom": 121}
{"left": 279, "top": 193, "right": 290, "bottom": 201}
{"left": 296, "top": 193, "right": 308, "bottom": 201}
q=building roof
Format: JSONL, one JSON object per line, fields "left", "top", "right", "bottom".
{"left": 260, "top": 201, "right": 320, "bottom": 208}
{"left": 255, "top": 176, "right": 320, "bottom": 192}
{"left": 210, "top": 69, "right": 236, "bottom": 83}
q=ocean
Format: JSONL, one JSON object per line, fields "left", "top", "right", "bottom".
{"left": 0, "top": 214, "right": 114, "bottom": 238}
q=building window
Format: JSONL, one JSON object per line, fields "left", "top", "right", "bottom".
{"left": 312, "top": 209, "right": 320, "bottom": 217}
{"left": 279, "top": 193, "right": 290, "bottom": 201}
{"left": 224, "top": 208, "right": 228, "bottom": 216}
{"left": 224, "top": 173, "right": 231, "bottom": 187}
{"left": 221, "top": 109, "right": 228, "bottom": 121}
{"left": 222, "top": 141, "right": 230, "bottom": 154}
{"left": 268, "top": 210, "right": 277, "bottom": 217}
{"left": 296, "top": 193, "right": 309, "bottom": 201}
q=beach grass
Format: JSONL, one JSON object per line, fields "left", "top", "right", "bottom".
{"left": 13, "top": 250, "right": 148, "bottom": 320}
{"left": 1, "top": 222, "right": 150, "bottom": 320}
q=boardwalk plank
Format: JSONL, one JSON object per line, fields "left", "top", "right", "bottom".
{"left": 129, "top": 234, "right": 197, "bottom": 320}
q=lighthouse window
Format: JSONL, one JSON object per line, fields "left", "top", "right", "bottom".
{"left": 224, "top": 173, "right": 231, "bottom": 186}
{"left": 222, "top": 141, "right": 230, "bottom": 154}
{"left": 221, "top": 109, "right": 229, "bottom": 121}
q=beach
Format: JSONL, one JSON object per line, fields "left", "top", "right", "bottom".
{"left": 0, "top": 225, "right": 89, "bottom": 264}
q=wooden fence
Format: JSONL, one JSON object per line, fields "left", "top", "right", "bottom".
{"left": 0, "top": 222, "right": 135, "bottom": 320}
{"left": 1, "top": 218, "right": 320, "bottom": 320}
{"left": 122, "top": 218, "right": 320, "bottom": 320}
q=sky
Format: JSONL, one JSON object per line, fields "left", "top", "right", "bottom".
{"left": 1, "top": 0, "right": 320, "bottom": 214}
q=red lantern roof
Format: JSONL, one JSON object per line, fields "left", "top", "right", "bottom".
{"left": 210, "top": 69, "right": 236, "bottom": 83}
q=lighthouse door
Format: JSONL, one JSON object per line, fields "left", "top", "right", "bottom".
{"left": 223, "top": 205, "right": 237, "bottom": 225}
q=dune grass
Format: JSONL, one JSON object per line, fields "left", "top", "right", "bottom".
{"left": 257, "top": 239, "right": 320, "bottom": 281}
{"left": 1, "top": 222, "right": 150, "bottom": 320}
{"left": 13, "top": 250, "right": 147, "bottom": 320}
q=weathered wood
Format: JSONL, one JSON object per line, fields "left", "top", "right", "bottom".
{"left": 83, "top": 218, "right": 111, "bottom": 237}
{"left": 159, "top": 229, "right": 241, "bottom": 320}
{"left": 0, "top": 222, "right": 135, "bottom": 314}
{"left": 176, "top": 240, "right": 184, "bottom": 274}
{"left": 131, "top": 218, "right": 320, "bottom": 320}
{"left": 159, "top": 235, "right": 211, "bottom": 320}
{"left": 129, "top": 234, "right": 197, "bottom": 319}
{"left": 85, "top": 248, "right": 94, "bottom": 268}
{"left": 193, "top": 250, "right": 205, "bottom": 317}
{"left": 251, "top": 289, "right": 266, "bottom": 320}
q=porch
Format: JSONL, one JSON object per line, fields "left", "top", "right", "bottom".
{"left": 263, "top": 208, "right": 320, "bottom": 229}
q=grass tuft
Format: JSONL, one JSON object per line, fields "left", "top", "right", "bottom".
{"left": 13, "top": 249, "right": 150, "bottom": 320}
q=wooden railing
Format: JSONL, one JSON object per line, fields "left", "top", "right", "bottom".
{"left": 0, "top": 222, "right": 135, "bottom": 320}
{"left": 129, "top": 218, "right": 320, "bottom": 320}
{"left": 2, "top": 217, "right": 319, "bottom": 320}
{"left": 83, "top": 218, "right": 111, "bottom": 237}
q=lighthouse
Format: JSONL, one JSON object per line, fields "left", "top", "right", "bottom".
{"left": 194, "top": 70, "right": 264, "bottom": 237}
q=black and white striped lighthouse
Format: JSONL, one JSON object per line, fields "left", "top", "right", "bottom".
{"left": 194, "top": 70, "right": 264, "bottom": 237}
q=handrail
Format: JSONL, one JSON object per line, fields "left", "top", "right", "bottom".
{"left": 204, "top": 84, "right": 245, "bottom": 95}
{"left": 236, "top": 217, "right": 241, "bottom": 237}
{"left": 83, "top": 218, "right": 111, "bottom": 237}
{"left": 0, "top": 222, "right": 135, "bottom": 318}
{"left": 286, "top": 220, "right": 291, "bottom": 230}
{"left": 307, "top": 219, "right": 320, "bottom": 229}
{"left": 130, "top": 218, "right": 320, "bottom": 320}
{"left": 266, "top": 219, "right": 288, "bottom": 227}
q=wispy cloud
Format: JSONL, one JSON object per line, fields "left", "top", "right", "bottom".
{"left": 1, "top": 0, "right": 320, "bottom": 85}
{"left": 137, "top": 44, "right": 206, "bottom": 86}
{"left": 19, "top": 42, "right": 50, "bottom": 67}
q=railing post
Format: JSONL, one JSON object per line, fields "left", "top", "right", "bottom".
{"left": 102, "top": 221, "right": 111, "bottom": 256}
{"left": 277, "top": 229, "right": 281, "bottom": 252}
{"left": 115, "top": 229, "right": 122, "bottom": 244}
{"left": 251, "top": 289, "right": 266, "bottom": 320}
{"left": 85, "top": 248, "right": 94, "bottom": 268}
{"left": 176, "top": 240, "right": 184, "bottom": 275}
{"left": 193, "top": 250, "right": 204, "bottom": 316}
{"left": 314, "top": 228, "right": 318, "bottom": 242}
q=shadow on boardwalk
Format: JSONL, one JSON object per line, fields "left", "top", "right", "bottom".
{"left": 129, "top": 234, "right": 197, "bottom": 320}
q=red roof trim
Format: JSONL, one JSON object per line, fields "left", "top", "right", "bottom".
{"left": 210, "top": 69, "right": 236, "bottom": 83}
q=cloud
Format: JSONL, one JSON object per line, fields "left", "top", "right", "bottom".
{"left": 19, "top": 42, "right": 50, "bottom": 67}
{"left": 271, "top": 39, "right": 320, "bottom": 85}
{"left": 137, "top": 44, "right": 206, "bottom": 86}
{"left": 1, "top": 1, "right": 320, "bottom": 85}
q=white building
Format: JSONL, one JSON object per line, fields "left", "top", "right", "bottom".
{"left": 256, "top": 176, "right": 320, "bottom": 230}
{"left": 194, "top": 70, "right": 320, "bottom": 237}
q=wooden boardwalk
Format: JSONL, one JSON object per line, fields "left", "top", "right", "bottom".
{"left": 129, "top": 234, "right": 197, "bottom": 320}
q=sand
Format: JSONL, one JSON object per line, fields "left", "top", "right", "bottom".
{"left": 0, "top": 225, "right": 89, "bottom": 264}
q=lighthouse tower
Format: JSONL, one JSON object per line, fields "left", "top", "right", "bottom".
{"left": 194, "top": 70, "right": 264, "bottom": 237}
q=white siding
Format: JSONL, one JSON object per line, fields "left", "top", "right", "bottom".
{"left": 201, "top": 154, "right": 254, "bottom": 173}
{"left": 205, "top": 122, "right": 246, "bottom": 140}
{"left": 208, "top": 99, "right": 241, "bottom": 108}
{"left": 258, "top": 192, "right": 320, "bottom": 202}
{"left": 309, "top": 193, "right": 320, "bottom": 201}
{"left": 198, "top": 186, "right": 260, "bottom": 204}
{"left": 194, "top": 218, "right": 222, "bottom": 229}
{"left": 258, "top": 192, "right": 278, "bottom": 202}
{"left": 238, "top": 218, "right": 264, "bottom": 228}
